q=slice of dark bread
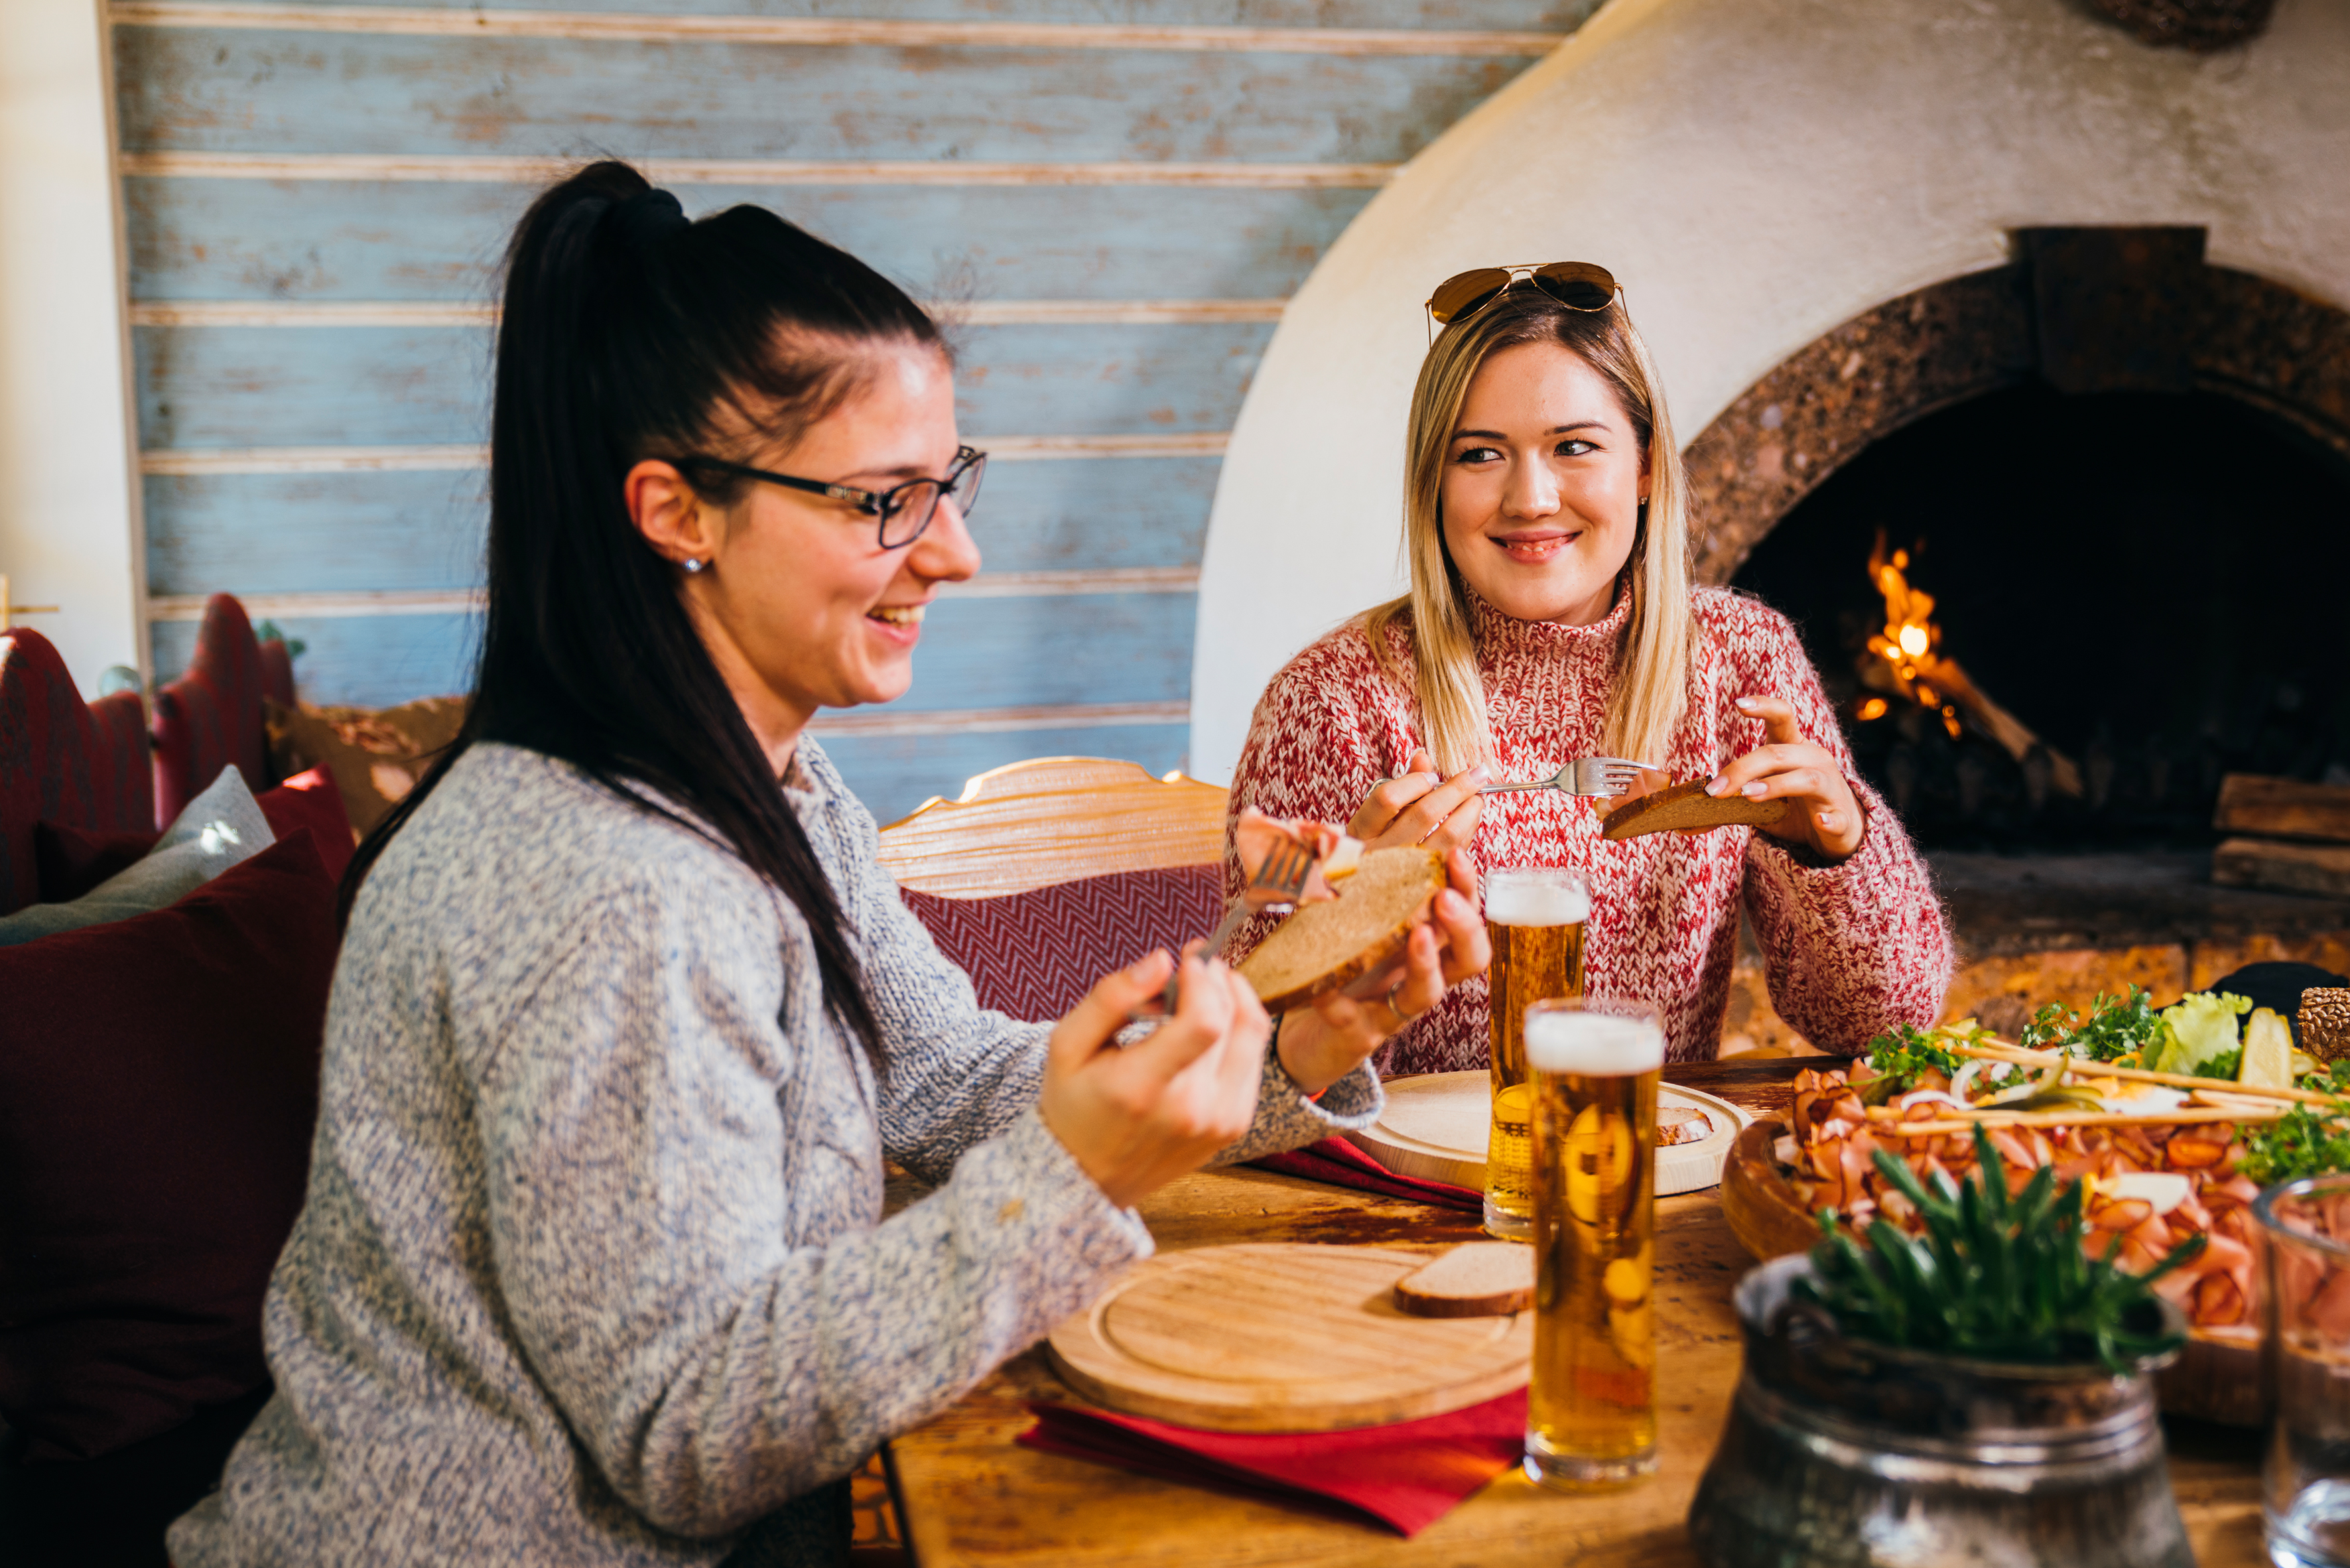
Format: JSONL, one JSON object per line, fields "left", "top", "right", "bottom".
{"left": 1236, "top": 846, "right": 1444, "bottom": 1013}
{"left": 1393, "top": 1242, "right": 1535, "bottom": 1318}
{"left": 1600, "top": 779, "right": 1801, "bottom": 842}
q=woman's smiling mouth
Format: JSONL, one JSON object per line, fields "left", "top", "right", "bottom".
{"left": 1494, "top": 529, "right": 1581, "bottom": 564}
{"left": 868, "top": 603, "right": 927, "bottom": 629}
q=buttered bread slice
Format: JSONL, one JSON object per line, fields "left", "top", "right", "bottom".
{"left": 1235, "top": 845, "right": 1445, "bottom": 1013}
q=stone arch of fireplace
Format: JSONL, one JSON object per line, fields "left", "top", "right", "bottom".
{"left": 1188, "top": 0, "right": 2350, "bottom": 783}
{"left": 1687, "top": 231, "right": 2350, "bottom": 586}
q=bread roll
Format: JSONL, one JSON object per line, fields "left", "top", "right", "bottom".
{"left": 2300, "top": 988, "right": 2350, "bottom": 1065}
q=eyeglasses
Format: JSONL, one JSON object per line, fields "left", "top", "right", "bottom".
{"left": 1425, "top": 262, "right": 1620, "bottom": 343}
{"left": 676, "top": 445, "right": 986, "bottom": 549}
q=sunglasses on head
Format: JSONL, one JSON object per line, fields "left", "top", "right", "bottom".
{"left": 1424, "top": 262, "right": 1620, "bottom": 342}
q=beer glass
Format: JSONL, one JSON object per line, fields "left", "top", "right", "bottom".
{"left": 1522, "top": 997, "right": 1662, "bottom": 1491}
{"left": 1480, "top": 868, "right": 1589, "bottom": 1240}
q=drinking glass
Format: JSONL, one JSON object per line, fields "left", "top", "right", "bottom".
{"left": 1480, "top": 868, "right": 1589, "bottom": 1240}
{"left": 1522, "top": 997, "right": 1662, "bottom": 1491}
{"left": 2260, "top": 1175, "right": 2350, "bottom": 1568}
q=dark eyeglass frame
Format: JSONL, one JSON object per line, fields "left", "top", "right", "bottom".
{"left": 674, "top": 445, "right": 986, "bottom": 549}
{"left": 1423, "top": 262, "right": 1622, "bottom": 345}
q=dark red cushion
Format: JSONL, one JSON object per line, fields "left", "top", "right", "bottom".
{"left": 0, "top": 629, "right": 154, "bottom": 917}
{"left": 31, "top": 820, "right": 149, "bottom": 903}
{"left": 256, "top": 767, "right": 353, "bottom": 883}
{"left": 0, "top": 831, "right": 335, "bottom": 1463}
{"left": 899, "top": 864, "right": 1224, "bottom": 1021}
{"left": 34, "top": 767, "right": 354, "bottom": 904}
{"left": 153, "top": 595, "right": 271, "bottom": 828}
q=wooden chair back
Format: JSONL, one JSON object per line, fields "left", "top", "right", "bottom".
{"left": 877, "top": 756, "right": 1228, "bottom": 898}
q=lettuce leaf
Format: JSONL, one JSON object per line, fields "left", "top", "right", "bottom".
{"left": 2154, "top": 991, "right": 2252, "bottom": 1076}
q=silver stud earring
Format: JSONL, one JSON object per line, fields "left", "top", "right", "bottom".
{"left": 682, "top": 557, "right": 704, "bottom": 573}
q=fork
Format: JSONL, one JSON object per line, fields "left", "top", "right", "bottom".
{"left": 1161, "top": 834, "right": 1317, "bottom": 1013}
{"left": 1478, "top": 756, "right": 1658, "bottom": 798}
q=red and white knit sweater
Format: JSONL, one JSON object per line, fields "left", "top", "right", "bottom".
{"left": 1224, "top": 585, "right": 1953, "bottom": 1069}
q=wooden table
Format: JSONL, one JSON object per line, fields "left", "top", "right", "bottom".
{"left": 884, "top": 1062, "right": 2267, "bottom": 1567}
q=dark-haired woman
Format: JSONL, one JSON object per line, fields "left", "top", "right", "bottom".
{"left": 169, "top": 164, "right": 1487, "bottom": 1566}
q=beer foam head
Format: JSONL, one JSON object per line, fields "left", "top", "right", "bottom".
{"left": 1524, "top": 1007, "right": 1664, "bottom": 1075}
{"left": 1484, "top": 868, "right": 1589, "bottom": 927}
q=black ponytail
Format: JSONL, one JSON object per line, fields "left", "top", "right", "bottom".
{"left": 341, "top": 160, "right": 943, "bottom": 1060}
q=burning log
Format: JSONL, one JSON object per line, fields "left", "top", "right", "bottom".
{"left": 1857, "top": 535, "right": 2085, "bottom": 799}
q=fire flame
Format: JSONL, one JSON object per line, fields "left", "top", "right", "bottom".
{"left": 1864, "top": 531, "right": 1962, "bottom": 740}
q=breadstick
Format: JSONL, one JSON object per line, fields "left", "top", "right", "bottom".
{"left": 1954, "top": 1039, "right": 2343, "bottom": 1108}
{"left": 1872, "top": 1105, "right": 2285, "bottom": 1138}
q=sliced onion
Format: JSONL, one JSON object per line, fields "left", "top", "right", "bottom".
{"left": 1896, "top": 1089, "right": 1972, "bottom": 1113}
{"left": 1950, "top": 1059, "right": 1985, "bottom": 1100}
{"left": 1977, "top": 1059, "right": 2065, "bottom": 1108}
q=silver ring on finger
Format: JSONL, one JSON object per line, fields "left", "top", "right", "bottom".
{"left": 1384, "top": 978, "right": 1415, "bottom": 1030}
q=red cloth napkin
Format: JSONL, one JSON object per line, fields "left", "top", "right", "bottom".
{"left": 1248, "top": 1136, "right": 1484, "bottom": 1212}
{"left": 1018, "top": 1387, "right": 1526, "bottom": 1535}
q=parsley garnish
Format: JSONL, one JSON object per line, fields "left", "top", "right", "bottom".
{"left": 2241, "top": 1065, "right": 2350, "bottom": 1185}
{"left": 1860, "top": 1024, "right": 1969, "bottom": 1104}
{"left": 2019, "top": 986, "right": 2169, "bottom": 1066}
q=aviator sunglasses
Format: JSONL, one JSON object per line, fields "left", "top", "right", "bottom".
{"left": 1425, "top": 262, "right": 1621, "bottom": 344}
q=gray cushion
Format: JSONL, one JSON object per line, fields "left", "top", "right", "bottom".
{"left": 0, "top": 767, "right": 273, "bottom": 947}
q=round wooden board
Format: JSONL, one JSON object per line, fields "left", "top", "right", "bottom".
{"left": 1045, "top": 1243, "right": 1531, "bottom": 1433}
{"left": 1342, "top": 1071, "right": 1750, "bottom": 1197}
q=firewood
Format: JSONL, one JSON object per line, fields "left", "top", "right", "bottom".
{"left": 2211, "top": 837, "right": 2350, "bottom": 900}
{"left": 1916, "top": 653, "right": 2085, "bottom": 798}
{"left": 2213, "top": 773, "right": 2350, "bottom": 844}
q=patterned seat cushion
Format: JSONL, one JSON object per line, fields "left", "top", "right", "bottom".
{"left": 0, "top": 630, "right": 154, "bottom": 918}
{"left": 153, "top": 594, "right": 271, "bottom": 828}
{"left": 899, "top": 864, "right": 1224, "bottom": 1022}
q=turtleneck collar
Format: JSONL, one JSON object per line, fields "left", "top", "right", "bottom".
{"left": 1465, "top": 575, "right": 1632, "bottom": 667}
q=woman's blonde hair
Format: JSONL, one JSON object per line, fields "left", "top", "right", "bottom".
{"left": 1364, "top": 287, "right": 1695, "bottom": 774}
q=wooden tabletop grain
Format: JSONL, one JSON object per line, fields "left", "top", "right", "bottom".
{"left": 883, "top": 1061, "right": 2266, "bottom": 1567}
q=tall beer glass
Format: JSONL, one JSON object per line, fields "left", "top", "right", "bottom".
{"left": 1480, "top": 868, "right": 1589, "bottom": 1240}
{"left": 1522, "top": 997, "right": 1662, "bottom": 1490}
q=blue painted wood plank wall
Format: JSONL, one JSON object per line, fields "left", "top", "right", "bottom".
{"left": 112, "top": 0, "right": 1595, "bottom": 822}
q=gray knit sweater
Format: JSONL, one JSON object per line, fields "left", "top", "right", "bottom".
{"left": 169, "top": 741, "right": 1381, "bottom": 1566}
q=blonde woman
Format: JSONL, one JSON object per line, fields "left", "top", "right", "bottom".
{"left": 1225, "top": 266, "right": 1952, "bottom": 1069}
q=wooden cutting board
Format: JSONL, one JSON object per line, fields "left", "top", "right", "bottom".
{"left": 1343, "top": 1071, "right": 1750, "bottom": 1197}
{"left": 1046, "top": 1243, "right": 1531, "bottom": 1433}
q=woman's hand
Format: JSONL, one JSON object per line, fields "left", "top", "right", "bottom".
{"left": 1707, "top": 694, "right": 1865, "bottom": 861}
{"left": 1273, "top": 848, "right": 1490, "bottom": 1095}
{"left": 1038, "top": 948, "right": 1270, "bottom": 1210}
{"left": 1347, "top": 748, "right": 1486, "bottom": 853}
